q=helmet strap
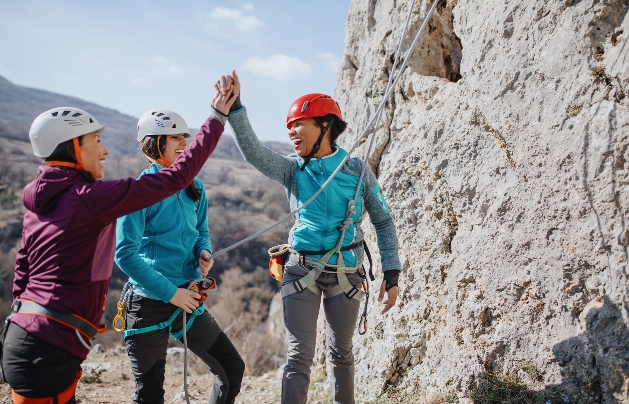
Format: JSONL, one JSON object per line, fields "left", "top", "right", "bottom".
{"left": 46, "top": 137, "right": 87, "bottom": 172}
{"left": 299, "top": 116, "right": 335, "bottom": 172}
{"left": 145, "top": 135, "right": 172, "bottom": 168}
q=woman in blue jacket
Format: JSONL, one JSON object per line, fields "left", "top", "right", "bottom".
{"left": 115, "top": 109, "right": 244, "bottom": 404}
{"left": 217, "top": 71, "right": 401, "bottom": 404}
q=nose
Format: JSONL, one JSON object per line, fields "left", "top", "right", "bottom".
{"left": 102, "top": 144, "right": 109, "bottom": 155}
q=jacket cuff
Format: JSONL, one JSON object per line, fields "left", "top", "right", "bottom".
{"left": 209, "top": 107, "right": 228, "bottom": 125}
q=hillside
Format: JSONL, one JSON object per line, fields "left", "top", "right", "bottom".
{"left": 0, "top": 75, "right": 292, "bottom": 158}
{"left": 327, "top": 0, "right": 629, "bottom": 402}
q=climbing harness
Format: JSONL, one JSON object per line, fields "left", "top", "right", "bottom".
{"left": 113, "top": 278, "right": 217, "bottom": 404}
{"left": 9, "top": 298, "right": 107, "bottom": 351}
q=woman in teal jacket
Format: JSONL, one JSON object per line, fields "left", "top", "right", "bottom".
{"left": 115, "top": 109, "right": 244, "bottom": 404}
{"left": 217, "top": 71, "right": 401, "bottom": 404}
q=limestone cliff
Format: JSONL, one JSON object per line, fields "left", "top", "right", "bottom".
{"left": 323, "top": 0, "right": 629, "bottom": 402}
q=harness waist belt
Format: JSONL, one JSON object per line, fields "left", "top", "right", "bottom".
{"left": 297, "top": 240, "right": 363, "bottom": 256}
{"left": 12, "top": 299, "right": 100, "bottom": 339}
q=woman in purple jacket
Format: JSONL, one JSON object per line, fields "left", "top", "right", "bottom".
{"left": 0, "top": 88, "right": 236, "bottom": 403}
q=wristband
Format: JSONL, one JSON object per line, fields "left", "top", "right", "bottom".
{"left": 230, "top": 95, "right": 242, "bottom": 112}
{"left": 383, "top": 270, "right": 400, "bottom": 291}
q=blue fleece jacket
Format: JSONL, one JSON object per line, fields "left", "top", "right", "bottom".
{"left": 228, "top": 107, "right": 401, "bottom": 271}
{"left": 115, "top": 164, "right": 211, "bottom": 302}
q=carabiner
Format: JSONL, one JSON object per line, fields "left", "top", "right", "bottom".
{"left": 112, "top": 302, "right": 126, "bottom": 332}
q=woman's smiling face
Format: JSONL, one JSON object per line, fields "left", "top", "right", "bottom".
{"left": 288, "top": 118, "right": 326, "bottom": 157}
{"left": 78, "top": 131, "right": 108, "bottom": 180}
{"left": 162, "top": 134, "right": 188, "bottom": 163}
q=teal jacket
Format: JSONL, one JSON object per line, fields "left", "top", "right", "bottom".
{"left": 115, "top": 164, "right": 211, "bottom": 302}
{"left": 228, "top": 107, "right": 400, "bottom": 270}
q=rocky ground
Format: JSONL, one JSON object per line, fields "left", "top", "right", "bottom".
{"left": 0, "top": 346, "right": 349, "bottom": 404}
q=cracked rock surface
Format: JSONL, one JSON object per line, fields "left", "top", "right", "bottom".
{"left": 315, "top": 0, "right": 629, "bottom": 402}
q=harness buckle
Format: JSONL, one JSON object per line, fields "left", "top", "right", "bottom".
{"left": 346, "top": 287, "right": 359, "bottom": 299}
{"left": 10, "top": 299, "right": 21, "bottom": 313}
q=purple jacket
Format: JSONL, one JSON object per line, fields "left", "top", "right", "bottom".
{"left": 11, "top": 116, "right": 224, "bottom": 360}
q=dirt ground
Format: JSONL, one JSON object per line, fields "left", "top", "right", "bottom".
{"left": 0, "top": 346, "right": 284, "bottom": 404}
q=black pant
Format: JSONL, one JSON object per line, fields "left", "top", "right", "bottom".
{"left": 125, "top": 294, "right": 245, "bottom": 404}
{"left": 1, "top": 322, "right": 82, "bottom": 403}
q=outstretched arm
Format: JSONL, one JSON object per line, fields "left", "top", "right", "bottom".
{"left": 219, "top": 70, "right": 298, "bottom": 187}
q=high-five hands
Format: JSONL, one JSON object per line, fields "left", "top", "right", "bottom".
{"left": 212, "top": 73, "right": 238, "bottom": 115}
{"left": 215, "top": 70, "right": 241, "bottom": 99}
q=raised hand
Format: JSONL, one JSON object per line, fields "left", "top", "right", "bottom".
{"left": 212, "top": 85, "right": 236, "bottom": 115}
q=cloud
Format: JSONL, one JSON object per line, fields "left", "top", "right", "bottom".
{"left": 240, "top": 54, "right": 311, "bottom": 81}
{"left": 210, "top": 6, "right": 263, "bottom": 32}
{"left": 154, "top": 66, "right": 182, "bottom": 75}
{"left": 153, "top": 56, "right": 166, "bottom": 63}
{"left": 318, "top": 53, "right": 340, "bottom": 71}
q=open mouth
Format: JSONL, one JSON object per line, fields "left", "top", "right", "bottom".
{"left": 291, "top": 138, "right": 303, "bottom": 149}
{"left": 175, "top": 149, "right": 185, "bottom": 155}
{"left": 99, "top": 159, "right": 106, "bottom": 168}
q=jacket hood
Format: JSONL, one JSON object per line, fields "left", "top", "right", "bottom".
{"left": 23, "top": 166, "right": 83, "bottom": 214}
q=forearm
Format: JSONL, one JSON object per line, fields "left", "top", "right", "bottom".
{"left": 92, "top": 113, "right": 225, "bottom": 224}
{"left": 228, "top": 107, "right": 296, "bottom": 186}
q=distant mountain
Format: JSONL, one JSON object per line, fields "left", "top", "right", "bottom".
{"left": 0, "top": 75, "right": 292, "bottom": 158}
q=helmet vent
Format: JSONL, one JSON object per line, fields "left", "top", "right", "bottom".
{"left": 301, "top": 101, "right": 309, "bottom": 113}
{"left": 62, "top": 110, "right": 71, "bottom": 116}
{"left": 157, "top": 113, "right": 164, "bottom": 117}
{"left": 90, "top": 118, "right": 94, "bottom": 123}
{"left": 151, "top": 111, "right": 157, "bottom": 115}
{"left": 162, "top": 117, "right": 170, "bottom": 121}
{"left": 72, "top": 112, "right": 82, "bottom": 117}
{"left": 52, "top": 112, "right": 58, "bottom": 117}
{"left": 172, "top": 124, "right": 176, "bottom": 128}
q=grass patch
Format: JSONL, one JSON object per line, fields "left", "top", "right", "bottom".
{"left": 364, "top": 390, "right": 459, "bottom": 404}
{"left": 469, "top": 371, "right": 566, "bottom": 404}
{"left": 590, "top": 66, "right": 606, "bottom": 78}
{"left": 567, "top": 104, "right": 582, "bottom": 117}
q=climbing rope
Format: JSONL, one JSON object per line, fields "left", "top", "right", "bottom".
{"left": 209, "top": 0, "right": 440, "bottom": 260}
{"left": 182, "top": 277, "right": 217, "bottom": 404}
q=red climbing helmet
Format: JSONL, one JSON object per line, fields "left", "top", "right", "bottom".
{"left": 286, "top": 93, "right": 343, "bottom": 129}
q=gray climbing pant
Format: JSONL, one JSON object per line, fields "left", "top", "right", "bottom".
{"left": 281, "top": 255, "right": 362, "bottom": 404}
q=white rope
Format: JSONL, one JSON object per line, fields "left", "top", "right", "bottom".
{"left": 210, "top": 0, "right": 439, "bottom": 260}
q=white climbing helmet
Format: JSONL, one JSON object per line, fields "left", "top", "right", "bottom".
{"left": 136, "top": 109, "right": 190, "bottom": 142}
{"left": 29, "top": 107, "right": 105, "bottom": 157}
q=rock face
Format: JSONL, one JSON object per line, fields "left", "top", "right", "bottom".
{"left": 322, "top": 0, "right": 629, "bottom": 402}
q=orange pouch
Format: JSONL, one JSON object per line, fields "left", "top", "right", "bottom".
{"left": 268, "top": 245, "right": 290, "bottom": 282}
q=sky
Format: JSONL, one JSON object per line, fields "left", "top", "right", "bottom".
{"left": 0, "top": 0, "right": 351, "bottom": 141}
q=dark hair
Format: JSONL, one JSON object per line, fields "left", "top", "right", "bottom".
{"left": 315, "top": 114, "right": 347, "bottom": 145}
{"left": 140, "top": 135, "right": 201, "bottom": 202}
{"left": 44, "top": 135, "right": 95, "bottom": 182}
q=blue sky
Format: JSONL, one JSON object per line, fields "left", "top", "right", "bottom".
{"left": 0, "top": 0, "right": 350, "bottom": 141}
